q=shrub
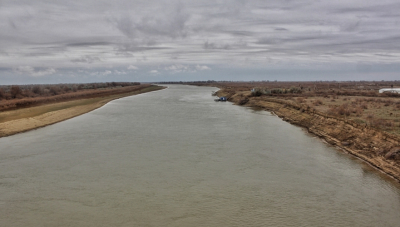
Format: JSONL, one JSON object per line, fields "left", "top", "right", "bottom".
{"left": 337, "top": 106, "right": 350, "bottom": 116}
{"left": 360, "top": 103, "right": 368, "bottom": 109}
{"left": 289, "top": 87, "right": 301, "bottom": 94}
{"left": 296, "top": 97, "right": 305, "bottom": 103}
{"left": 328, "top": 104, "right": 351, "bottom": 116}
{"left": 32, "top": 86, "right": 42, "bottom": 95}
{"left": 0, "top": 84, "right": 148, "bottom": 111}
{"left": 49, "top": 86, "right": 61, "bottom": 95}
{"left": 354, "top": 107, "right": 363, "bottom": 116}
{"left": 251, "top": 90, "right": 263, "bottom": 97}
{"left": 239, "top": 98, "right": 249, "bottom": 105}
{"left": 313, "top": 99, "right": 323, "bottom": 106}
{"left": 71, "top": 85, "right": 78, "bottom": 92}
{"left": 0, "top": 88, "right": 6, "bottom": 100}
{"left": 23, "top": 89, "right": 35, "bottom": 97}
{"left": 0, "top": 82, "right": 143, "bottom": 104}
{"left": 10, "top": 86, "right": 23, "bottom": 98}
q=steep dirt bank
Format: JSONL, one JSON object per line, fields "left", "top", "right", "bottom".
{"left": 0, "top": 85, "right": 165, "bottom": 138}
{"left": 1, "top": 83, "right": 146, "bottom": 112}
{"left": 217, "top": 89, "right": 400, "bottom": 182}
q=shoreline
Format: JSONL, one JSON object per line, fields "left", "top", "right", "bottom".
{"left": 0, "top": 85, "right": 165, "bottom": 138}
{"left": 216, "top": 88, "right": 400, "bottom": 183}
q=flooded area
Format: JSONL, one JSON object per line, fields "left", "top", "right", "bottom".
{"left": 1, "top": 85, "right": 400, "bottom": 226}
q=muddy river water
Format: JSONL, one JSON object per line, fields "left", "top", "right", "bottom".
{"left": 1, "top": 85, "right": 400, "bottom": 226}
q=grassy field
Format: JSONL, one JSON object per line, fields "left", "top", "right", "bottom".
{"left": 296, "top": 96, "right": 400, "bottom": 135}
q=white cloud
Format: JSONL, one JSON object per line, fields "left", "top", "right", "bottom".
{"left": 13, "top": 66, "right": 56, "bottom": 77}
{"left": 195, "top": 65, "right": 211, "bottom": 71}
{"left": 164, "top": 64, "right": 211, "bottom": 73}
{"left": 149, "top": 70, "right": 159, "bottom": 74}
{"left": 14, "top": 66, "right": 35, "bottom": 74}
{"left": 164, "top": 64, "right": 189, "bottom": 73}
{"left": 103, "top": 70, "right": 112, "bottom": 75}
{"left": 127, "top": 65, "right": 138, "bottom": 70}
{"left": 114, "top": 70, "right": 127, "bottom": 75}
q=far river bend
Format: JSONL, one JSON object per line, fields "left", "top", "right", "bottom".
{"left": 1, "top": 85, "right": 400, "bottom": 226}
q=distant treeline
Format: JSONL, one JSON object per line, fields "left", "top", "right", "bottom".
{"left": 158, "top": 80, "right": 218, "bottom": 84}
{"left": 0, "top": 82, "right": 140, "bottom": 100}
{"left": 0, "top": 82, "right": 146, "bottom": 111}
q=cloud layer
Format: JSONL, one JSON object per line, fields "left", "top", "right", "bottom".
{"left": 1, "top": 0, "right": 400, "bottom": 82}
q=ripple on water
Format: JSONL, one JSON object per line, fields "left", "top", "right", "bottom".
{"left": 0, "top": 85, "right": 400, "bottom": 227}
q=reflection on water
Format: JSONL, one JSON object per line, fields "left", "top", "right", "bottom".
{"left": 0, "top": 85, "right": 399, "bottom": 227}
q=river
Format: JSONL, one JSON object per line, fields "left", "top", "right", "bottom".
{"left": 0, "top": 85, "right": 399, "bottom": 226}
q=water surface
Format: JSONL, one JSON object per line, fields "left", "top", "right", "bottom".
{"left": 1, "top": 85, "right": 400, "bottom": 226}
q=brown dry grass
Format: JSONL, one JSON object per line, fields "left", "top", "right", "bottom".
{"left": 199, "top": 81, "right": 400, "bottom": 181}
{"left": 0, "top": 84, "right": 146, "bottom": 111}
{"left": 0, "top": 85, "right": 164, "bottom": 138}
{"left": 192, "top": 81, "right": 400, "bottom": 136}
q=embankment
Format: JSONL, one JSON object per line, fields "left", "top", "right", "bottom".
{"left": 218, "top": 89, "right": 400, "bottom": 182}
{"left": 0, "top": 85, "right": 165, "bottom": 138}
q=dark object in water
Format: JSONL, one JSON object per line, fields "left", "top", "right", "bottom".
{"left": 214, "top": 97, "right": 227, "bottom": 102}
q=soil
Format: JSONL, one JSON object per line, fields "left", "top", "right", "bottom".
{"left": 215, "top": 86, "right": 400, "bottom": 182}
{"left": 0, "top": 85, "right": 165, "bottom": 138}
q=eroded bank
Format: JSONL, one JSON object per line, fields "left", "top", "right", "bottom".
{"left": 217, "top": 89, "right": 400, "bottom": 182}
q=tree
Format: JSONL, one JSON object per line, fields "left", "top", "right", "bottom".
{"left": 10, "top": 85, "right": 22, "bottom": 98}
{"left": 0, "top": 88, "right": 6, "bottom": 100}
{"left": 32, "top": 85, "right": 42, "bottom": 95}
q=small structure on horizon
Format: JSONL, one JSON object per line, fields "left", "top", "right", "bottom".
{"left": 379, "top": 88, "right": 400, "bottom": 93}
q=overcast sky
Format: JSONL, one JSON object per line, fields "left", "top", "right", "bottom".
{"left": 1, "top": 0, "right": 400, "bottom": 84}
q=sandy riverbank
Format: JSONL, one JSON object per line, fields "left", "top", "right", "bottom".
{"left": 216, "top": 88, "right": 400, "bottom": 182}
{"left": 0, "top": 85, "right": 165, "bottom": 138}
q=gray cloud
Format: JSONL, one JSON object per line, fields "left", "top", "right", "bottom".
{"left": 109, "top": 2, "right": 190, "bottom": 40}
{"left": 71, "top": 55, "right": 101, "bottom": 64}
{"left": 13, "top": 66, "right": 56, "bottom": 77}
{"left": 67, "top": 42, "right": 112, "bottom": 47}
{"left": 1, "top": 0, "right": 400, "bottom": 83}
{"left": 274, "top": 27, "right": 288, "bottom": 31}
{"left": 203, "top": 41, "right": 231, "bottom": 50}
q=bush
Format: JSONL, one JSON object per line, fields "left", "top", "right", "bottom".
{"left": 289, "top": 87, "right": 301, "bottom": 93}
{"left": 296, "top": 97, "right": 305, "bottom": 103}
{"left": 313, "top": 99, "right": 323, "bottom": 106}
{"left": 0, "top": 84, "right": 148, "bottom": 111}
{"left": 0, "top": 82, "right": 143, "bottom": 103}
{"left": 0, "top": 88, "right": 6, "bottom": 100}
{"left": 32, "top": 86, "right": 42, "bottom": 95}
{"left": 239, "top": 98, "right": 249, "bottom": 105}
{"left": 252, "top": 90, "right": 263, "bottom": 97}
{"left": 10, "top": 86, "right": 23, "bottom": 98}
{"left": 49, "top": 86, "right": 61, "bottom": 95}
{"left": 271, "top": 88, "right": 283, "bottom": 94}
{"left": 360, "top": 103, "right": 368, "bottom": 109}
{"left": 328, "top": 103, "right": 351, "bottom": 116}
